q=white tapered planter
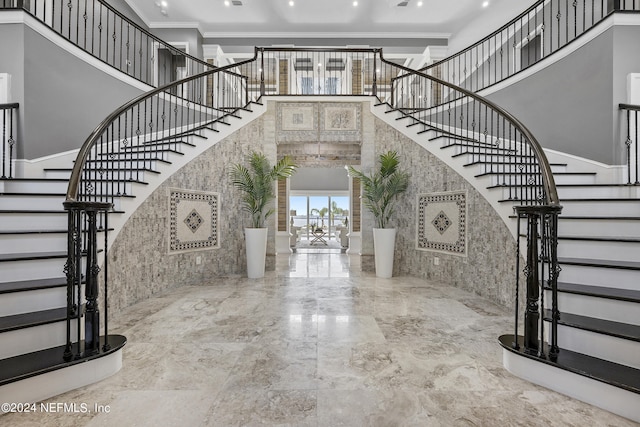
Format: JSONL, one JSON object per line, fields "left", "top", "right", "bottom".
{"left": 245, "top": 227, "right": 268, "bottom": 279}
{"left": 373, "top": 228, "right": 396, "bottom": 278}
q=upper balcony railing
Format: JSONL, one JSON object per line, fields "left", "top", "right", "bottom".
{"left": 0, "top": 0, "right": 213, "bottom": 86}
{"left": 420, "top": 0, "right": 640, "bottom": 93}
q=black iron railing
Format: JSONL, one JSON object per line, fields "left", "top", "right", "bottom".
{"left": 62, "top": 53, "right": 253, "bottom": 361}
{"left": 0, "top": 102, "right": 18, "bottom": 179}
{"left": 421, "top": 0, "right": 640, "bottom": 93}
{"left": 0, "top": 0, "right": 213, "bottom": 86}
{"left": 620, "top": 103, "right": 640, "bottom": 185}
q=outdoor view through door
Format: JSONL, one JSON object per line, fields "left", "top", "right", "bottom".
{"left": 290, "top": 195, "right": 349, "bottom": 249}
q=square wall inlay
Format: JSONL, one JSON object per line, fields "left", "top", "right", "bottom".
{"left": 169, "top": 188, "right": 220, "bottom": 253}
{"left": 416, "top": 190, "right": 467, "bottom": 256}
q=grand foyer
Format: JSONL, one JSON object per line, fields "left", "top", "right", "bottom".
{"left": 1, "top": 0, "right": 639, "bottom": 424}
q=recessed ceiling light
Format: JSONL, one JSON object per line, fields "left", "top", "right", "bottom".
{"left": 417, "top": 1, "right": 423, "bottom": 5}
{"left": 482, "top": 1, "right": 489, "bottom": 7}
{"left": 160, "top": 0, "right": 168, "bottom": 7}
{"left": 353, "top": 1, "right": 358, "bottom": 5}
{"left": 224, "top": 0, "right": 230, "bottom": 5}
{"left": 289, "top": 0, "right": 294, "bottom": 5}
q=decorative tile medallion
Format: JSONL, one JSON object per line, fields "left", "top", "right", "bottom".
{"left": 416, "top": 191, "right": 467, "bottom": 256}
{"left": 169, "top": 188, "right": 220, "bottom": 253}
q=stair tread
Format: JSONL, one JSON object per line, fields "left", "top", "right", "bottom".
{"left": 558, "top": 257, "right": 640, "bottom": 270}
{"left": 0, "top": 178, "right": 69, "bottom": 182}
{"left": 0, "top": 192, "right": 65, "bottom": 196}
{"left": 464, "top": 161, "right": 567, "bottom": 167}
{"left": 499, "top": 334, "right": 640, "bottom": 393}
{"left": 543, "top": 310, "right": 640, "bottom": 342}
{"left": 0, "top": 335, "right": 126, "bottom": 386}
{"left": 0, "top": 277, "right": 68, "bottom": 294}
{"left": 558, "top": 215, "right": 640, "bottom": 220}
{"left": 559, "top": 198, "right": 639, "bottom": 202}
{"left": 555, "top": 281, "right": 640, "bottom": 303}
{"left": 0, "top": 251, "right": 67, "bottom": 262}
{"left": 558, "top": 235, "right": 640, "bottom": 243}
{"left": 556, "top": 183, "right": 639, "bottom": 187}
{"left": 475, "top": 171, "right": 595, "bottom": 177}
{"left": 0, "top": 229, "right": 67, "bottom": 235}
{"left": 47, "top": 167, "right": 161, "bottom": 173}
{"left": 0, "top": 306, "right": 67, "bottom": 333}
{"left": 0, "top": 209, "right": 67, "bottom": 214}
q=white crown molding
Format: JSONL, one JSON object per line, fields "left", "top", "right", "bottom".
{"left": 202, "top": 31, "right": 451, "bottom": 39}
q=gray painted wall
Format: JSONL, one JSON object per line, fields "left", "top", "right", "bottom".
{"left": 152, "top": 28, "right": 204, "bottom": 64}
{"left": 7, "top": 23, "right": 146, "bottom": 159}
{"left": 485, "top": 25, "right": 640, "bottom": 164}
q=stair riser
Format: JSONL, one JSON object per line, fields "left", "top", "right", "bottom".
{"left": 558, "top": 201, "right": 640, "bottom": 217}
{"left": 86, "top": 160, "right": 162, "bottom": 169}
{"left": 557, "top": 186, "right": 640, "bottom": 199}
{"left": 558, "top": 239, "right": 640, "bottom": 263}
{"left": 473, "top": 164, "right": 567, "bottom": 174}
{"left": 0, "top": 234, "right": 67, "bottom": 255}
{"left": 543, "top": 290, "right": 640, "bottom": 325}
{"left": 44, "top": 170, "right": 72, "bottom": 179}
{"left": 486, "top": 174, "right": 596, "bottom": 187}
{"left": 558, "top": 219, "right": 640, "bottom": 238}
{"left": 1, "top": 195, "right": 65, "bottom": 211}
{"left": 0, "top": 321, "right": 79, "bottom": 360}
{"left": 81, "top": 170, "right": 151, "bottom": 181}
{"left": 1, "top": 258, "right": 71, "bottom": 282}
{"left": 0, "top": 286, "right": 83, "bottom": 317}
{"left": 1, "top": 195, "right": 121, "bottom": 211}
{"left": 559, "top": 264, "right": 640, "bottom": 290}
{"left": 456, "top": 153, "right": 534, "bottom": 165}
{"left": 0, "top": 213, "right": 68, "bottom": 232}
{"left": 495, "top": 187, "right": 640, "bottom": 202}
{"left": 79, "top": 182, "right": 133, "bottom": 197}
{"left": 551, "top": 325, "right": 640, "bottom": 370}
{"left": 97, "top": 151, "right": 172, "bottom": 162}
{"left": 2, "top": 180, "right": 68, "bottom": 193}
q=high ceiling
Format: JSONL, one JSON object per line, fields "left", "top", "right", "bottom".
{"left": 124, "top": 0, "right": 533, "bottom": 62}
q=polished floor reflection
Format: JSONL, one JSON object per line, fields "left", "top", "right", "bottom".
{"left": 3, "top": 252, "right": 636, "bottom": 426}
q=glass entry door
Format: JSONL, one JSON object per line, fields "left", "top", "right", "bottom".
{"left": 289, "top": 194, "right": 349, "bottom": 243}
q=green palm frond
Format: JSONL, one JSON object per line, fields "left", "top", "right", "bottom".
{"left": 348, "top": 150, "right": 410, "bottom": 229}
{"left": 230, "top": 151, "right": 297, "bottom": 228}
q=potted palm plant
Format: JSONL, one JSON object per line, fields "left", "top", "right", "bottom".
{"left": 230, "top": 151, "right": 297, "bottom": 278}
{"left": 348, "top": 150, "right": 409, "bottom": 278}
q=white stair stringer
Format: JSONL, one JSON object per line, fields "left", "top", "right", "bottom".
{"left": 0, "top": 346, "right": 123, "bottom": 405}
{"left": 502, "top": 349, "right": 640, "bottom": 423}
{"left": 370, "top": 102, "right": 520, "bottom": 239}
{"left": 101, "top": 103, "right": 267, "bottom": 252}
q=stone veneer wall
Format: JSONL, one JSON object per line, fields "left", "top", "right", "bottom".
{"left": 106, "top": 111, "right": 276, "bottom": 314}
{"left": 362, "top": 116, "right": 518, "bottom": 308}
{"left": 105, "top": 99, "right": 518, "bottom": 313}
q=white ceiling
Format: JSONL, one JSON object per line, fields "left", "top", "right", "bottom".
{"left": 126, "top": 0, "right": 531, "bottom": 39}
{"left": 123, "top": 0, "right": 533, "bottom": 65}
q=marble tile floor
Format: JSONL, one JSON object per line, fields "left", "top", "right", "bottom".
{"left": 2, "top": 252, "right": 637, "bottom": 426}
